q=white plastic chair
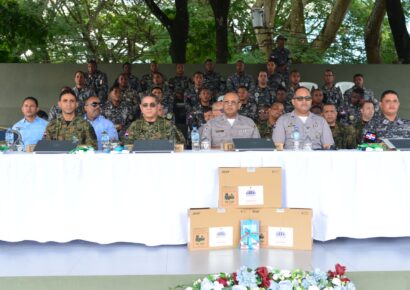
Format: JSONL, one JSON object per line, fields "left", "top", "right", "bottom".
{"left": 299, "top": 82, "right": 318, "bottom": 92}
{"left": 335, "top": 81, "right": 354, "bottom": 95}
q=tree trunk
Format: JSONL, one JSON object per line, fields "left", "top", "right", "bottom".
{"left": 209, "top": 0, "right": 230, "bottom": 64}
{"left": 385, "top": 0, "right": 410, "bottom": 63}
{"left": 288, "top": 0, "right": 306, "bottom": 62}
{"left": 365, "top": 0, "right": 386, "bottom": 64}
{"left": 253, "top": 0, "right": 277, "bottom": 57}
{"left": 310, "top": 0, "right": 352, "bottom": 53}
{"left": 144, "top": 0, "right": 189, "bottom": 63}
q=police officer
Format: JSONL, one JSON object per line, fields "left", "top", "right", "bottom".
{"left": 203, "top": 59, "right": 226, "bottom": 97}
{"left": 258, "top": 102, "right": 284, "bottom": 139}
{"left": 273, "top": 87, "right": 334, "bottom": 150}
{"left": 338, "top": 87, "right": 364, "bottom": 125}
{"left": 364, "top": 90, "right": 410, "bottom": 140}
{"left": 269, "top": 35, "right": 291, "bottom": 86}
{"left": 344, "top": 73, "right": 378, "bottom": 111}
{"left": 250, "top": 71, "right": 275, "bottom": 107}
{"left": 321, "top": 69, "right": 343, "bottom": 109}
{"left": 237, "top": 86, "right": 258, "bottom": 122}
{"left": 226, "top": 60, "right": 255, "bottom": 92}
{"left": 322, "top": 103, "right": 357, "bottom": 149}
{"left": 201, "top": 92, "right": 260, "bottom": 148}
{"left": 85, "top": 59, "right": 109, "bottom": 103}
{"left": 354, "top": 100, "right": 375, "bottom": 144}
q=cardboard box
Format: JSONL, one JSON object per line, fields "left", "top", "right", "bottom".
{"left": 219, "top": 167, "right": 282, "bottom": 208}
{"left": 188, "top": 208, "right": 247, "bottom": 251}
{"left": 249, "top": 208, "right": 312, "bottom": 250}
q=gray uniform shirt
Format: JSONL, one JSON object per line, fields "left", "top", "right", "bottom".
{"left": 201, "top": 114, "right": 260, "bottom": 147}
{"left": 273, "top": 111, "right": 334, "bottom": 150}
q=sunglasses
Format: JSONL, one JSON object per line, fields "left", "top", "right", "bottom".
{"left": 88, "top": 102, "right": 101, "bottom": 107}
{"left": 293, "top": 96, "right": 312, "bottom": 101}
{"left": 141, "top": 102, "right": 157, "bottom": 108}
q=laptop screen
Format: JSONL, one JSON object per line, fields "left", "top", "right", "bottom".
{"left": 132, "top": 139, "right": 174, "bottom": 153}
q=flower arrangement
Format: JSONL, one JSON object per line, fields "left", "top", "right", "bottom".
{"left": 172, "top": 264, "right": 355, "bottom": 290}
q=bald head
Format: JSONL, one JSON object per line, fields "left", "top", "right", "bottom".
{"left": 223, "top": 92, "right": 241, "bottom": 118}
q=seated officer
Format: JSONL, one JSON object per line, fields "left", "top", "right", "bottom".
{"left": 123, "top": 95, "right": 185, "bottom": 145}
{"left": 273, "top": 87, "right": 334, "bottom": 150}
{"left": 364, "top": 90, "right": 410, "bottom": 140}
{"left": 12, "top": 96, "right": 48, "bottom": 149}
{"left": 201, "top": 92, "right": 260, "bottom": 148}
{"left": 44, "top": 89, "right": 97, "bottom": 149}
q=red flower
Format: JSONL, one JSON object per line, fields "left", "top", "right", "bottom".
{"left": 341, "top": 278, "right": 350, "bottom": 283}
{"left": 232, "top": 272, "right": 238, "bottom": 284}
{"left": 256, "top": 266, "right": 269, "bottom": 278}
{"left": 260, "top": 277, "right": 271, "bottom": 288}
{"left": 335, "top": 264, "right": 346, "bottom": 276}
{"left": 216, "top": 278, "right": 228, "bottom": 286}
{"left": 328, "top": 270, "right": 335, "bottom": 278}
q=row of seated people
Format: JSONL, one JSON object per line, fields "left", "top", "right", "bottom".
{"left": 10, "top": 84, "right": 409, "bottom": 151}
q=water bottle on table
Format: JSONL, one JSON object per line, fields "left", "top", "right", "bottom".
{"left": 101, "top": 131, "right": 111, "bottom": 152}
{"left": 191, "top": 126, "right": 200, "bottom": 151}
{"left": 5, "top": 128, "right": 14, "bottom": 150}
{"left": 292, "top": 125, "right": 300, "bottom": 151}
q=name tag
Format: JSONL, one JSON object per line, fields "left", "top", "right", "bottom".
{"left": 216, "top": 130, "right": 224, "bottom": 133}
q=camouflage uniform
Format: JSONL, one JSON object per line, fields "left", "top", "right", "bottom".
{"left": 329, "top": 122, "right": 357, "bottom": 149}
{"left": 203, "top": 71, "right": 226, "bottom": 97}
{"left": 238, "top": 101, "right": 258, "bottom": 122}
{"left": 123, "top": 117, "right": 185, "bottom": 145}
{"left": 354, "top": 119, "right": 370, "bottom": 144}
{"left": 86, "top": 70, "right": 108, "bottom": 103}
{"left": 48, "top": 105, "right": 82, "bottom": 122}
{"left": 268, "top": 73, "right": 284, "bottom": 91}
{"left": 102, "top": 101, "right": 135, "bottom": 136}
{"left": 258, "top": 120, "right": 277, "bottom": 139}
{"left": 269, "top": 47, "right": 291, "bottom": 86}
{"left": 321, "top": 84, "right": 343, "bottom": 109}
{"left": 363, "top": 112, "right": 410, "bottom": 140}
{"left": 168, "top": 75, "right": 190, "bottom": 97}
{"left": 186, "top": 103, "right": 210, "bottom": 129}
{"left": 344, "top": 86, "right": 379, "bottom": 111}
{"left": 286, "top": 84, "right": 300, "bottom": 100}
{"left": 140, "top": 73, "right": 154, "bottom": 93}
{"left": 184, "top": 86, "right": 201, "bottom": 110}
{"left": 226, "top": 73, "right": 255, "bottom": 92}
{"left": 277, "top": 100, "right": 294, "bottom": 113}
{"left": 338, "top": 103, "right": 361, "bottom": 125}
{"left": 126, "top": 74, "right": 141, "bottom": 93}
{"left": 250, "top": 86, "right": 275, "bottom": 107}
{"left": 44, "top": 115, "right": 98, "bottom": 149}
{"left": 72, "top": 86, "right": 96, "bottom": 109}
{"left": 120, "top": 87, "right": 140, "bottom": 119}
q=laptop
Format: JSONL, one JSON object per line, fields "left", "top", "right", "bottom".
{"left": 34, "top": 140, "right": 79, "bottom": 154}
{"left": 132, "top": 139, "right": 174, "bottom": 153}
{"left": 233, "top": 138, "right": 275, "bottom": 152}
{"left": 381, "top": 138, "right": 410, "bottom": 151}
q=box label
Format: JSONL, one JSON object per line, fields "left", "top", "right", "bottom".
{"left": 192, "top": 228, "right": 208, "bottom": 249}
{"left": 238, "top": 185, "right": 264, "bottom": 206}
{"left": 268, "top": 227, "right": 294, "bottom": 248}
{"left": 209, "top": 227, "right": 233, "bottom": 247}
{"left": 221, "top": 186, "right": 237, "bottom": 207}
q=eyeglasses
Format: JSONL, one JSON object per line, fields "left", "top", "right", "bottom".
{"left": 293, "top": 96, "right": 312, "bottom": 101}
{"left": 224, "top": 101, "right": 238, "bottom": 105}
{"left": 141, "top": 102, "right": 157, "bottom": 108}
{"left": 87, "top": 102, "right": 101, "bottom": 107}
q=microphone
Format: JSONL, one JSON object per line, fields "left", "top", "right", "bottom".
{"left": 364, "top": 132, "right": 377, "bottom": 143}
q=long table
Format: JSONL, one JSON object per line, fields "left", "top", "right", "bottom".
{"left": 1, "top": 151, "right": 409, "bottom": 245}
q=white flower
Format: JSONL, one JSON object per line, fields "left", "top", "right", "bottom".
{"left": 200, "top": 278, "right": 215, "bottom": 290}
{"left": 308, "top": 286, "right": 320, "bottom": 290}
{"left": 273, "top": 274, "right": 279, "bottom": 280}
{"left": 185, "top": 287, "right": 193, "bottom": 290}
{"left": 332, "top": 277, "right": 341, "bottom": 286}
{"left": 280, "top": 270, "right": 291, "bottom": 278}
{"left": 212, "top": 281, "right": 224, "bottom": 290}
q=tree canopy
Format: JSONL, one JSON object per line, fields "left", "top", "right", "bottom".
{"left": 1, "top": 0, "right": 409, "bottom": 64}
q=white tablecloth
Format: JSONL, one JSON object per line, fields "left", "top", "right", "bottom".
{"left": 1, "top": 151, "right": 410, "bottom": 245}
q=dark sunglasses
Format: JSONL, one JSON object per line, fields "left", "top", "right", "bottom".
{"left": 293, "top": 96, "right": 312, "bottom": 101}
{"left": 141, "top": 102, "right": 157, "bottom": 108}
{"left": 88, "top": 102, "right": 101, "bottom": 107}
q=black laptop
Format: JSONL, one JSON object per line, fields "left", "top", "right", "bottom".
{"left": 233, "top": 138, "right": 275, "bottom": 151}
{"left": 34, "top": 140, "right": 79, "bottom": 154}
{"left": 382, "top": 138, "right": 410, "bottom": 151}
{"left": 132, "top": 139, "right": 174, "bottom": 153}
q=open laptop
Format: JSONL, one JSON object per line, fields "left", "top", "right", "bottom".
{"left": 233, "top": 138, "right": 275, "bottom": 152}
{"left": 132, "top": 139, "right": 174, "bottom": 153}
{"left": 381, "top": 138, "right": 410, "bottom": 151}
{"left": 34, "top": 140, "right": 78, "bottom": 154}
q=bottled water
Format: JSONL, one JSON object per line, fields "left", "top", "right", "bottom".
{"left": 191, "top": 127, "right": 200, "bottom": 151}
{"left": 101, "top": 131, "right": 110, "bottom": 152}
{"left": 200, "top": 135, "right": 210, "bottom": 150}
{"left": 303, "top": 135, "right": 313, "bottom": 151}
{"left": 5, "top": 128, "right": 14, "bottom": 149}
{"left": 292, "top": 125, "right": 300, "bottom": 151}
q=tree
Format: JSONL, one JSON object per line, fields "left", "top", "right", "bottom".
{"left": 209, "top": 0, "right": 230, "bottom": 63}
{"left": 144, "top": 0, "right": 189, "bottom": 63}
{"left": 365, "top": 0, "right": 386, "bottom": 63}
{"left": 253, "top": 0, "right": 277, "bottom": 56}
{"left": 0, "top": 0, "right": 47, "bottom": 62}
{"left": 385, "top": 0, "right": 410, "bottom": 63}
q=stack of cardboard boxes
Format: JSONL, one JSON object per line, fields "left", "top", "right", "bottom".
{"left": 188, "top": 167, "right": 312, "bottom": 251}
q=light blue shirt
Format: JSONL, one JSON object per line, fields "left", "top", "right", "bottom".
{"left": 12, "top": 116, "right": 48, "bottom": 149}
{"left": 85, "top": 114, "right": 118, "bottom": 150}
